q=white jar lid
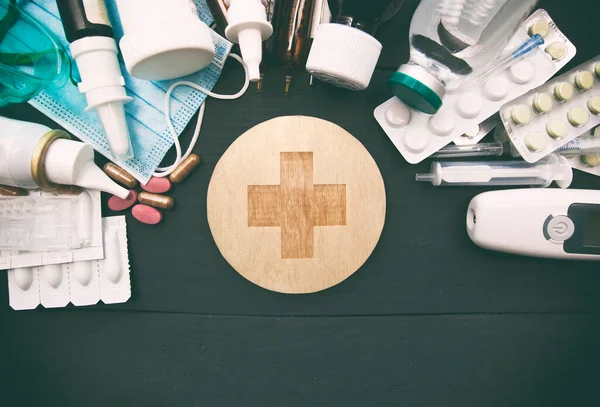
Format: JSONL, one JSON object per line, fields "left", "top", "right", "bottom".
{"left": 306, "top": 24, "right": 382, "bottom": 91}
{"left": 119, "top": 20, "right": 215, "bottom": 81}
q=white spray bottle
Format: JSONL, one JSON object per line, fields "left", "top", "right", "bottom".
{"left": 0, "top": 116, "right": 129, "bottom": 198}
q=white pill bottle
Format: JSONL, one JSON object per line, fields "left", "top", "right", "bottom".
{"left": 389, "top": 0, "right": 539, "bottom": 114}
{"left": 116, "top": 0, "right": 216, "bottom": 81}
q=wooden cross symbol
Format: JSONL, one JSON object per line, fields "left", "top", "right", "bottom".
{"left": 248, "top": 152, "right": 347, "bottom": 259}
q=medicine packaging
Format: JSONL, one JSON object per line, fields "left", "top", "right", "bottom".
{"left": 562, "top": 126, "right": 600, "bottom": 177}
{"left": 374, "top": 10, "right": 575, "bottom": 164}
{"left": 6, "top": 216, "right": 130, "bottom": 310}
{"left": 500, "top": 55, "right": 600, "bottom": 163}
{"left": 0, "top": 190, "right": 103, "bottom": 270}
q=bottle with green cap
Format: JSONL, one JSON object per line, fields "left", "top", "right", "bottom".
{"left": 388, "top": 0, "right": 538, "bottom": 114}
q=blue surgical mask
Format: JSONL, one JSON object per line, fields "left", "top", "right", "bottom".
{"left": 22, "top": 0, "right": 232, "bottom": 183}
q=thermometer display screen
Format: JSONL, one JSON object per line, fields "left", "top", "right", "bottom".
{"left": 584, "top": 213, "right": 600, "bottom": 248}
{"left": 565, "top": 203, "right": 600, "bottom": 255}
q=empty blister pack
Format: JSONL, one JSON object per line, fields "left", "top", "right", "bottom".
{"left": 374, "top": 10, "right": 576, "bottom": 163}
{"left": 561, "top": 126, "right": 600, "bottom": 177}
{"left": 500, "top": 55, "right": 600, "bottom": 163}
{"left": 0, "top": 190, "right": 103, "bottom": 270}
{"left": 7, "top": 216, "right": 131, "bottom": 310}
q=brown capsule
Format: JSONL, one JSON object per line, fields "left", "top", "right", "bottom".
{"left": 137, "top": 192, "right": 174, "bottom": 210}
{"left": 169, "top": 154, "right": 200, "bottom": 184}
{"left": 50, "top": 185, "right": 82, "bottom": 195}
{"left": 0, "top": 185, "right": 28, "bottom": 197}
{"left": 103, "top": 162, "right": 138, "bottom": 188}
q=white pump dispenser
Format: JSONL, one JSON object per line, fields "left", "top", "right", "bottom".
{"left": 0, "top": 117, "right": 129, "bottom": 199}
{"left": 224, "top": 0, "right": 273, "bottom": 82}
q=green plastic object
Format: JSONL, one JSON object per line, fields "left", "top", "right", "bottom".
{"left": 388, "top": 71, "right": 443, "bottom": 115}
{"left": 0, "top": 0, "right": 69, "bottom": 107}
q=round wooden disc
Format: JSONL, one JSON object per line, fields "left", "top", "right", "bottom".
{"left": 207, "top": 116, "right": 386, "bottom": 294}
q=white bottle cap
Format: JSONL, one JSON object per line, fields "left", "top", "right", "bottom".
{"left": 118, "top": 11, "right": 215, "bottom": 81}
{"left": 225, "top": 0, "right": 273, "bottom": 82}
{"left": 306, "top": 24, "right": 382, "bottom": 90}
{"left": 44, "top": 139, "right": 129, "bottom": 199}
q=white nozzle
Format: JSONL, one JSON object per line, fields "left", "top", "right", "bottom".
{"left": 44, "top": 139, "right": 130, "bottom": 199}
{"left": 75, "top": 162, "right": 130, "bottom": 199}
{"left": 225, "top": 0, "right": 273, "bottom": 82}
{"left": 96, "top": 102, "right": 133, "bottom": 161}
{"left": 238, "top": 29, "right": 263, "bottom": 81}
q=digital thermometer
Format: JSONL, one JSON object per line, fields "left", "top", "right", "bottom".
{"left": 467, "top": 189, "right": 600, "bottom": 260}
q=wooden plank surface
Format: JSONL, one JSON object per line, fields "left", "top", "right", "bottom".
{"left": 1, "top": 311, "right": 598, "bottom": 406}
{"left": 1, "top": 1, "right": 600, "bottom": 405}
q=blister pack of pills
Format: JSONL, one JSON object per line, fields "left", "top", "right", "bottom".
{"left": 500, "top": 55, "right": 600, "bottom": 163}
{"left": 562, "top": 126, "right": 600, "bottom": 177}
{"left": 0, "top": 190, "right": 103, "bottom": 270}
{"left": 6, "top": 216, "right": 131, "bottom": 310}
{"left": 374, "top": 10, "right": 576, "bottom": 164}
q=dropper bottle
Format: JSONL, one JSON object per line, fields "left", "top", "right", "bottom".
{"left": 0, "top": 117, "right": 129, "bottom": 199}
{"left": 56, "top": 0, "right": 134, "bottom": 162}
{"left": 274, "top": 0, "right": 315, "bottom": 95}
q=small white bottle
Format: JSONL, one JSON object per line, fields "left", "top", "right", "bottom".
{"left": 0, "top": 117, "right": 130, "bottom": 199}
{"left": 224, "top": 0, "right": 273, "bottom": 82}
{"left": 116, "top": 0, "right": 216, "bottom": 81}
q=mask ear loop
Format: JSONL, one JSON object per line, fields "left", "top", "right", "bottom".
{"left": 153, "top": 53, "right": 250, "bottom": 177}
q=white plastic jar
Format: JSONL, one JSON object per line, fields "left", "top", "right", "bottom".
{"left": 116, "top": 0, "right": 215, "bottom": 81}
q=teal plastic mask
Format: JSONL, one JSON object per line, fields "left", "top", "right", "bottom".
{"left": 0, "top": 0, "right": 69, "bottom": 106}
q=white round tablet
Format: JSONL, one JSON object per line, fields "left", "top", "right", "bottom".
{"left": 483, "top": 76, "right": 509, "bottom": 101}
{"left": 457, "top": 93, "right": 482, "bottom": 119}
{"left": 525, "top": 132, "right": 548, "bottom": 152}
{"left": 403, "top": 131, "right": 429, "bottom": 153}
{"left": 429, "top": 111, "right": 456, "bottom": 136}
{"left": 509, "top": 61, "right": 535, "bottom": 84}
{"left": 546, "top": 119, "right": 568, "bottom": 139}
{"left": 385, "top": 102, "right": 411, "bottom": 128}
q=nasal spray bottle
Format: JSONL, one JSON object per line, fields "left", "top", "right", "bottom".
{"left": 0, "top": 117, "right": 130, "bottom": 199}
{"left": 56, "top": 0, "right": 134, "bottom": 162}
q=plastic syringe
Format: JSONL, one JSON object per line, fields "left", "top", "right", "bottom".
{"left": 555, "top": 136, "right": 600, "bottom": 156}
{"left": 461, "top": 34, "right": 544, "bottom": 89}
{"left": 416, "top": 154, "right": 572, "bottom": 188}
{"left": 431, "top": 142, "right": 506, "bottom": 158}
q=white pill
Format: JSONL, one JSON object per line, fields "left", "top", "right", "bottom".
{"left": 581, "top": 154, "right": 600, "bottom": 167}
{"left": 14, "top": 267, "right": 34, "bottom": 291}
{"left": 532, "top": 93, "right": 553, "bottom": 114}
{"left": 567, "top": 107, "right": 590, "bottom": 127}
{"left": 594, "top": 126, "right": 600, "bottom": 137}
{"left": 74, "top": 261, "right": 94, "bottom": 286}
{"left": 403, "top": 132, "right": 429, "bottom": 153}
{"left": 595, "top": 63, "right": 600, "bottom": 79}
{"left": 483, "top": 76, "right": 509, "bottom": 101}
{"left": 429, "top": 111, "right": 456, "bottom": 136}
{"left": 575, "top": 71, "right": 594, "bottom": 91}
{"left": 528, "top": 20, "right": 550, "bottom": 38}
{"left": 43, "top": 264, "right": 63, "bottom": 289}
{"left": 509, "top": 61, "right": 535, "bottom": 84}
{"left": 511, "top": 104, "right": 532, "bottom": 125}
{"left": 457, "top": 93, "right": 482, "bottom": 119}
{"left": 588, "top": 96, "right": 600, "bottom": 115}
{"left": 385, "top": 103, "right": 411, "bottom": 128}
{"left": 525, "top": 132, "right": 548, "bottom": 152}
{"left": 545, "top": 42, "right": 568, "bottom": 61}
{"left": 554, "top": 82, "right": 574, "bottom": 102}
{"left": 546, "top": 119, "right": 568, "bottom": 139}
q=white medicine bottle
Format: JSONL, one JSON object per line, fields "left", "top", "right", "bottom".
{"left": 388, "top": 0, "right": 538, "bottom": 114}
